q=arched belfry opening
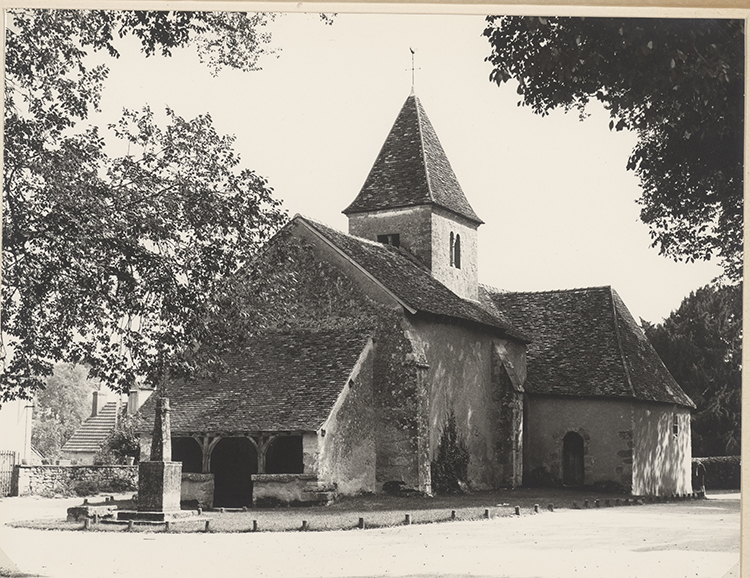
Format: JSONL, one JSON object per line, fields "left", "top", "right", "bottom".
{"left": 562, "top": 431, "right": 585, "bottom": 487}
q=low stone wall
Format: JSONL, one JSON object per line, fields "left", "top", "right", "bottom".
{"left": 252, "top": 474, "right": 337, "bottom": 507}
{"left": 181, "top": 473, "right": 214, "bottom": 509}
{"left": 11, "top": 465, "right": 138, "bottom": 497}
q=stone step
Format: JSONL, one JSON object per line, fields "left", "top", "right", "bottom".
{"left": 301, "top": 490, "right": 337, "bottom": 505}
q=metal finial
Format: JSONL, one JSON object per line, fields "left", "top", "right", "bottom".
{"left": 410, "top": 47, "right": 416, "bottom": 94}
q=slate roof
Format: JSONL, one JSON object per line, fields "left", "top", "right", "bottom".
{"left": 482, "top": 285, "right": 695, "bottom": 408}
{"left": 137, "top": 329, "right": 373, "bottom": 434}
{"left": 61, "top": 401, "right": 118, "bottom": 454}
{"left": 300, "top": 217, "right": 528, "bottom": 342}
{"left": 343, "top": 94, "right": 483, "bottom": 225}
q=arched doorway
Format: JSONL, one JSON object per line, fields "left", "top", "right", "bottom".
{"left": 266, "top": 436, "right": 304, "bottom": 474}
{"left": 210, "top": 437, "right": 257, "bottom": 507}
{"left": 562, "top": 432, "right": 585, "bottom": 487}
{"left": 171, "top": 437, "right": 202, "bottom": 473}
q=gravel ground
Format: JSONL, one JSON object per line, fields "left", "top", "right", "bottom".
{"left": 0, "top": 491, "right": 740, "bottom": 578}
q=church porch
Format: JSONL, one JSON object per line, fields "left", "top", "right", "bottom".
{"left": 141, "top": 431, "right": 329, "bottom": 508}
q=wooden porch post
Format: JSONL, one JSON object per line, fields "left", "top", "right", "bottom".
{"left": 193, "top": 435, "right": 221, "bottom": 474}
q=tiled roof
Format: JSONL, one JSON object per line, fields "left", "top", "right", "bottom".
{"left": 61, "top": 401, "right": 118, "bottom": 454}
{"left": 137, "top": 329, "right": 373, "bottom": 434}
{"left": 300, "top": 217, "right": 528, "bottom": 342}
{"left": 343, "top": 95, "right": 483, "bottom": 224}
{"left": 482, "top": 286, "right": 695, "bottom": 408}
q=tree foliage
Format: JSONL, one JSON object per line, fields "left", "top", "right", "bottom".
{"left": 642, "top": 283, "right": 742, "bottom": 456}
{"left": 484, "top": 17, "right": 743, "bottom": 280}
{"left": 94, "top": 411, "right": 141, "bottom": 465}
{"left": 31, "top": 363, "right": 95, "bottom": 459}
{"left": 3, "top": 9, "right": 287, "bottom": 401}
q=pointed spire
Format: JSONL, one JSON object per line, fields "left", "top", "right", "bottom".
{"left": 343, "top": 95, "right": 482, "bottom": 224}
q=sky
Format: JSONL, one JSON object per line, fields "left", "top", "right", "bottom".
{"left": 85, "top": 9, "right": 724, "bottom": 324}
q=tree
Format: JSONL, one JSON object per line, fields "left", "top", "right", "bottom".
{"left": 3, "top": 9, "right": 287, "bottom": 401}
{"left": 642, "top": 283, "right": 742, "bottom": 456}
{"left": 31, "top": 363, "right": 95, "bottom": 459}
{"left": 483, "top": 17, "right": 743, "bottom": 280}
{"left": 94, "top": 411, "right": 141, "bottom": 465}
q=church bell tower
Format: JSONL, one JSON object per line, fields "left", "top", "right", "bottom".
{"left": 343, "top": 94, "right": 483, "bottom": 301}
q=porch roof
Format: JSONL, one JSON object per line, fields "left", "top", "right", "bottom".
{"left": 137, "top": 329, "right": 372, "bottom": 434}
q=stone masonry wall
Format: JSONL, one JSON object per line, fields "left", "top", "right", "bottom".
{"left": 348, "top": 206, "right": 434, "bottom": 269}
{"left": 12, "top": 465, "right": 138, "bottom": 497}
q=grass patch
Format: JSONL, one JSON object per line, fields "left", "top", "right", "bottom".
{"left": 8, "top": 487, "right": 698, "bottom": 534}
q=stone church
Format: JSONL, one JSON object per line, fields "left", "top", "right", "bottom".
{"left": 137, "top": 93, "right": 694, "bottom": 508}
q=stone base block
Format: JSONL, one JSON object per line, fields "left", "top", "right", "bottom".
{"left": 117, "top": 510, "right": 196, "bottom": 522}
{"left": 137, "top": 461, "right": 182, "bottom": 512}
{"left": 66, "top": 504, "right": 118, "bottom": 522}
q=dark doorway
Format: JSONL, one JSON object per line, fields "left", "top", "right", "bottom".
{"left": 266, "top": 436, "right": 304, "bottom": 474}
{"left": 171, "top": 437, "right": 202, "bottom": 473}
{"left": 210, "top": 437, "right": 257, "bottom": 507}
{"left": 562, "top": 432, "right": 585, "bottom": 487}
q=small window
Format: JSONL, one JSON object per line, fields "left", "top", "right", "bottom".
{"left": 454, "top": 234, "right": 461, "bottom": 269}
{"left": 449, "top": 232, "right": 455, "bottom": 266}
{"left": 672, "top": 414, "right": 679, "bottom": 437}
{"left": 377, "top": 234, "right": 400, "bottom": 248}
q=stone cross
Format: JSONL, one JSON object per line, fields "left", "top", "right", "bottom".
{"left": 150, "top": 397, "right": 172, "bottom": 462}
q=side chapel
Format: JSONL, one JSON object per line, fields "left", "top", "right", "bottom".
{"left": 137, "top": 93, "right": 694, "bottom": 508}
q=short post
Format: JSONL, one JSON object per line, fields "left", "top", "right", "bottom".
{"left": 484, "top": 509, "right": 490, "bottom": 519}
{"left": 514, "top": 506, "right": 520, "bottom": 516}
{"left": 534, "top": 504, "right": 539, "bottom": 513}
{"left": 358, "top": 517, "right": 365, "bottom": 529}
{"left": 204, "top": 519, "right": 211, "bottom": 532}
{"left": 547, "top": 503, "right": 554, "bottom": 512}
{"left": 83, "top": 518, "right": 91, "bottom": 531}
{"left": 220, "top": 507, "right": 225, "bottom": 514}
{"left": 93, "top": 513, "right": 99, "bottom": 524}
{"left": 127, "top": 520, "right": 134, "bottom": 532}
{"left": 404, "top": 514, "right": 411, "bottom": 525}
{"left": 451, "top": 510, "right": 456, "bottom": 520}
{"left": 301, "top": 520, "right": 308, "bottom": 531}
{"left": 252, "top": 520, "right": 258, "bottom": 532}
{"left": 165, "top": 521, "right": 171, "bottom": 532}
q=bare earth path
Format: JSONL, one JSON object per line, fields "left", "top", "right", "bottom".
{"left": 0, "top": 493, "right": 739, "bottom": 578}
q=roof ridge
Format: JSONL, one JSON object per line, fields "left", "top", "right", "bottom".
{"left": 482, "top": 284, "right": 613, "bottom": 296}
{"left": 414, "top": 95, "right": 436, "bottom": 205}
{"left": 608, "top": 286, "right": 636, "bottom": 398}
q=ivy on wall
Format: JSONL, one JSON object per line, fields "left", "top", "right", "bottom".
{"left": 430, "top": 410, "right": 470, "bottom": 494}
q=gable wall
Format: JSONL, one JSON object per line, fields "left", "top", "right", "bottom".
{"left": 294, "top": 220, "right": 404, "bottom": 310}
{"left": 632, "top": 402, "right": 692, "bottom": 496}
{"left": 524, "top": 395, "right": 634, "bottom": 491}
{"left": 404, "top": 316, "right": 525, "bottom": 490}
{"left": 317, "top": 340, "right": 377, "bottom": 495}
